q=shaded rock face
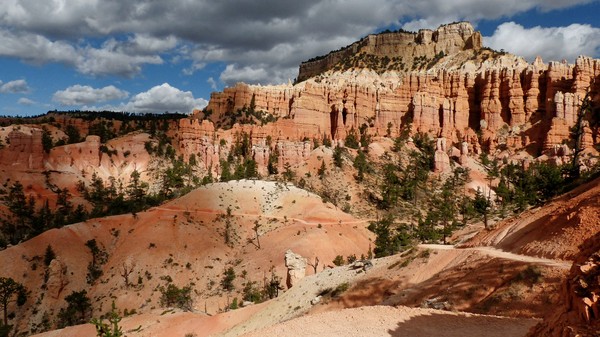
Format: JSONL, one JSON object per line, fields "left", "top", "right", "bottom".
{"left": 285, "top": 249, "right": 307, "bottom": 289}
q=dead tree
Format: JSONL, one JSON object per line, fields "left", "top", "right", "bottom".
{"left": 307, "top": 256, "right": 319, "bottom": 274}
{"left": 120, "top": 259, "right": 136, "bottom": 289}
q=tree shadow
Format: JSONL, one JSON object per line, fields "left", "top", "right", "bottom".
{"left": 384, "top": 256, "right": 563, "bottom": 319}
{"left": 334, "top": 277, "right": 404, "bottom": 308}
{"left": 386, "top": 310, "right": 537, "bottom": 337}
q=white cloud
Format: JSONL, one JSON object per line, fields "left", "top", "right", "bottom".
{"left": 207, "top": 77, "right": 217, "bottom": 90}
{"left": 76, "top": 45, "right": 164, "bottom": 77}
{"left": 0, "top": 0, "right": 597, "bottom": 81}
{"left": 182, "top": 62, "right": 206, "bottom": 76}
{"left": 17, "top": 97, "right": 35, "bottom": 106}
{"left": 0, "top": 28, "right": 78, "bottom": 65}
{"left": 122, "top": 83, "right": 207, "bottom": 114}
{"left": 0, "top": 28, "right": 172, "bottom": 77}
{"left": 0, "top": 79, "right": 31, "bottom": 94}
{"left": 484, "top": 22, "right": 600, "bottom": 62}
{"left": 127, "top": 34, "right": 178, "bottom": 54}
{"left": 53, "top": 85, "right": 129, "bottom": 105}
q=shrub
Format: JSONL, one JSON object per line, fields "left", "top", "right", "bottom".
{"left": 159, "top": 284, "right": 193, "bottom": 311}
{"left": 332, "top": 255, "right": 345, "bottom": 266}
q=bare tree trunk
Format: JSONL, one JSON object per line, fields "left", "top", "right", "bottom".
{"left": 308, "top": 257, "right": 319, "bottom": 273}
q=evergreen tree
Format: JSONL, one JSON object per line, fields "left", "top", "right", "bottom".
{"left": 126, "top": 170, "right": 148, "bottom": 211}
{"left": 0, "top": 277, "right": 26, "bottom": 326}
{"left": 91, "top": 301, "right": 123, "bottom": 337}
{"left": 267, "top": 151, "right": 279, "bottom": 175}
{"left": 44, "top": 245, "right": 56, "bottom": 267}
{"left": 244, "top": 159, "right": 258, "bottom": 179}
{"left": 159, "top": 284, "right": 193, "bottom": 311}
{"left": 473, "top": 187, "right": 491, "bottom": 229}
{"left": 368, "top": 215, "right": 411, "bottom": 257}
{"left": 221, "top": 267, "right": 236, "bottom": 292}
{"left": 41, "top": 128, "right": 53, "bottom": 153}
{"left": 220, "top": 160, "right": 232, "bottom": 182}
{"left": 333, "top": 146, "right": 343, "bottom": 168}
{"left": 353, "top": 150, "right": 369, "bottom": 182}
{"left": 57, "top": 290, "right": 92, "bottom": 328}
{"left": 318, "top": 160, "right": 326, "bottom": 180}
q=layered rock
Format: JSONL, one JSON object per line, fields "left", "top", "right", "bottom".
{"left": 201, "top": 24, "right": 600, "bottom": 165}
{"left": 0, "top": 128, "right": 45, "bottom": 170}
{"left": 297, "top": 22, "right": 482, "bottom": 82}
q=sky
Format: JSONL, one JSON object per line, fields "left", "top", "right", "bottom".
{"left": 1, "top": 0, "right": 600, "bottom": 116}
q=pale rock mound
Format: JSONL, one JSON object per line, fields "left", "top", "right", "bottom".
{"left": 285, "top": 249, "right": 307, "bottom": 289}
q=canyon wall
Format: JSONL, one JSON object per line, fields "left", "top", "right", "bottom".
{"left": 199, "top": 23, "right": 600, "bottom": 166}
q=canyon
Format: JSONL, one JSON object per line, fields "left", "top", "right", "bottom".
{"left": 0, "top": 21, "right": 599, "bottom": 337}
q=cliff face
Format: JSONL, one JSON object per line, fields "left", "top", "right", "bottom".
{"left": 297, "top": 22, "right": 482, "bottom": 82}
{"left": 198, "top": 22, "right": 600, "bottom": 169}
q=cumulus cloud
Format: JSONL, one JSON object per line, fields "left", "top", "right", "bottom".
{"left": 53, "top": 85, "right": 129, "bottom": 105}
{"left": 122, "top": 83, "right": 207, "bottom": 114}
{"left": 0, "top": 79, "right": 31, "bottom": 94}
{"left": 485, "top": 22, "right": 600, "bottom": 62}
{"left": 0, "top": 0, "right": 597, "bottom": 82}
{"left": 0, "top": 28, "right": 78, "bottom": 65}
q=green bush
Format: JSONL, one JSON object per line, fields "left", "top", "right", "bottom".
{"left": 332, "top": 255, "right": 345, "bottom": 266}
{"left": 159, "top": 284, "right": 193, "bottom": 311}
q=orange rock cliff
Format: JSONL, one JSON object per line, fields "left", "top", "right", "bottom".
{"left": 182, "top": 22, "right": 598, "bottom": 173}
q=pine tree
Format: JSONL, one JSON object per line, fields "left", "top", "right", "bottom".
{"left": 91, "top": 302, "right": 123, "bottom": 337}
{"left": 0, "top": 277, "right": 26, "bottom": 326}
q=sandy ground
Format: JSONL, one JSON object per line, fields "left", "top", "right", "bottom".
{"left": 241, "top": 305, "right": 539, "bottom": 337}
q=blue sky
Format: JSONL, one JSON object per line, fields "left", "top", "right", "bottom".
{"left": 0, "top": 0, "right": 599, "bottom": 116}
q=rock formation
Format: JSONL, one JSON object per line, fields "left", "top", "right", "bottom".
{"left": 284, "top": 249, "right": 307, "bottom": 289}
{"left": 297, "top": 22, "right": 482, "bottom": 82}
{"left": 0, "top": 127, "right": 45, "bottom": 170}
{"left": 434, "top": 137, "right": 451, "bottom": 173}
{"left": 0, "top": 22, "right": 597, "bottom": 183}
{"left": 46, "top": 258, "right": 69, "bottom": 299}
{"left": 193, "top": 22, "right": 599, "bottom": 174}
{"left": 529, "top": 240, "right": 600, "bottom": 336}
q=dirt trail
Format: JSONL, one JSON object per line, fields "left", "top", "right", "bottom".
{"left": 151, "top": 206, "right": 374, "bottom": 226}
{"left": 418, "top": 244, "right": 571, "bottom": 269}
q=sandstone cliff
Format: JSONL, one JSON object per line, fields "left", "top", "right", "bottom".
{"left": 197, "top": 22, "right": 600, "bottom": 171}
